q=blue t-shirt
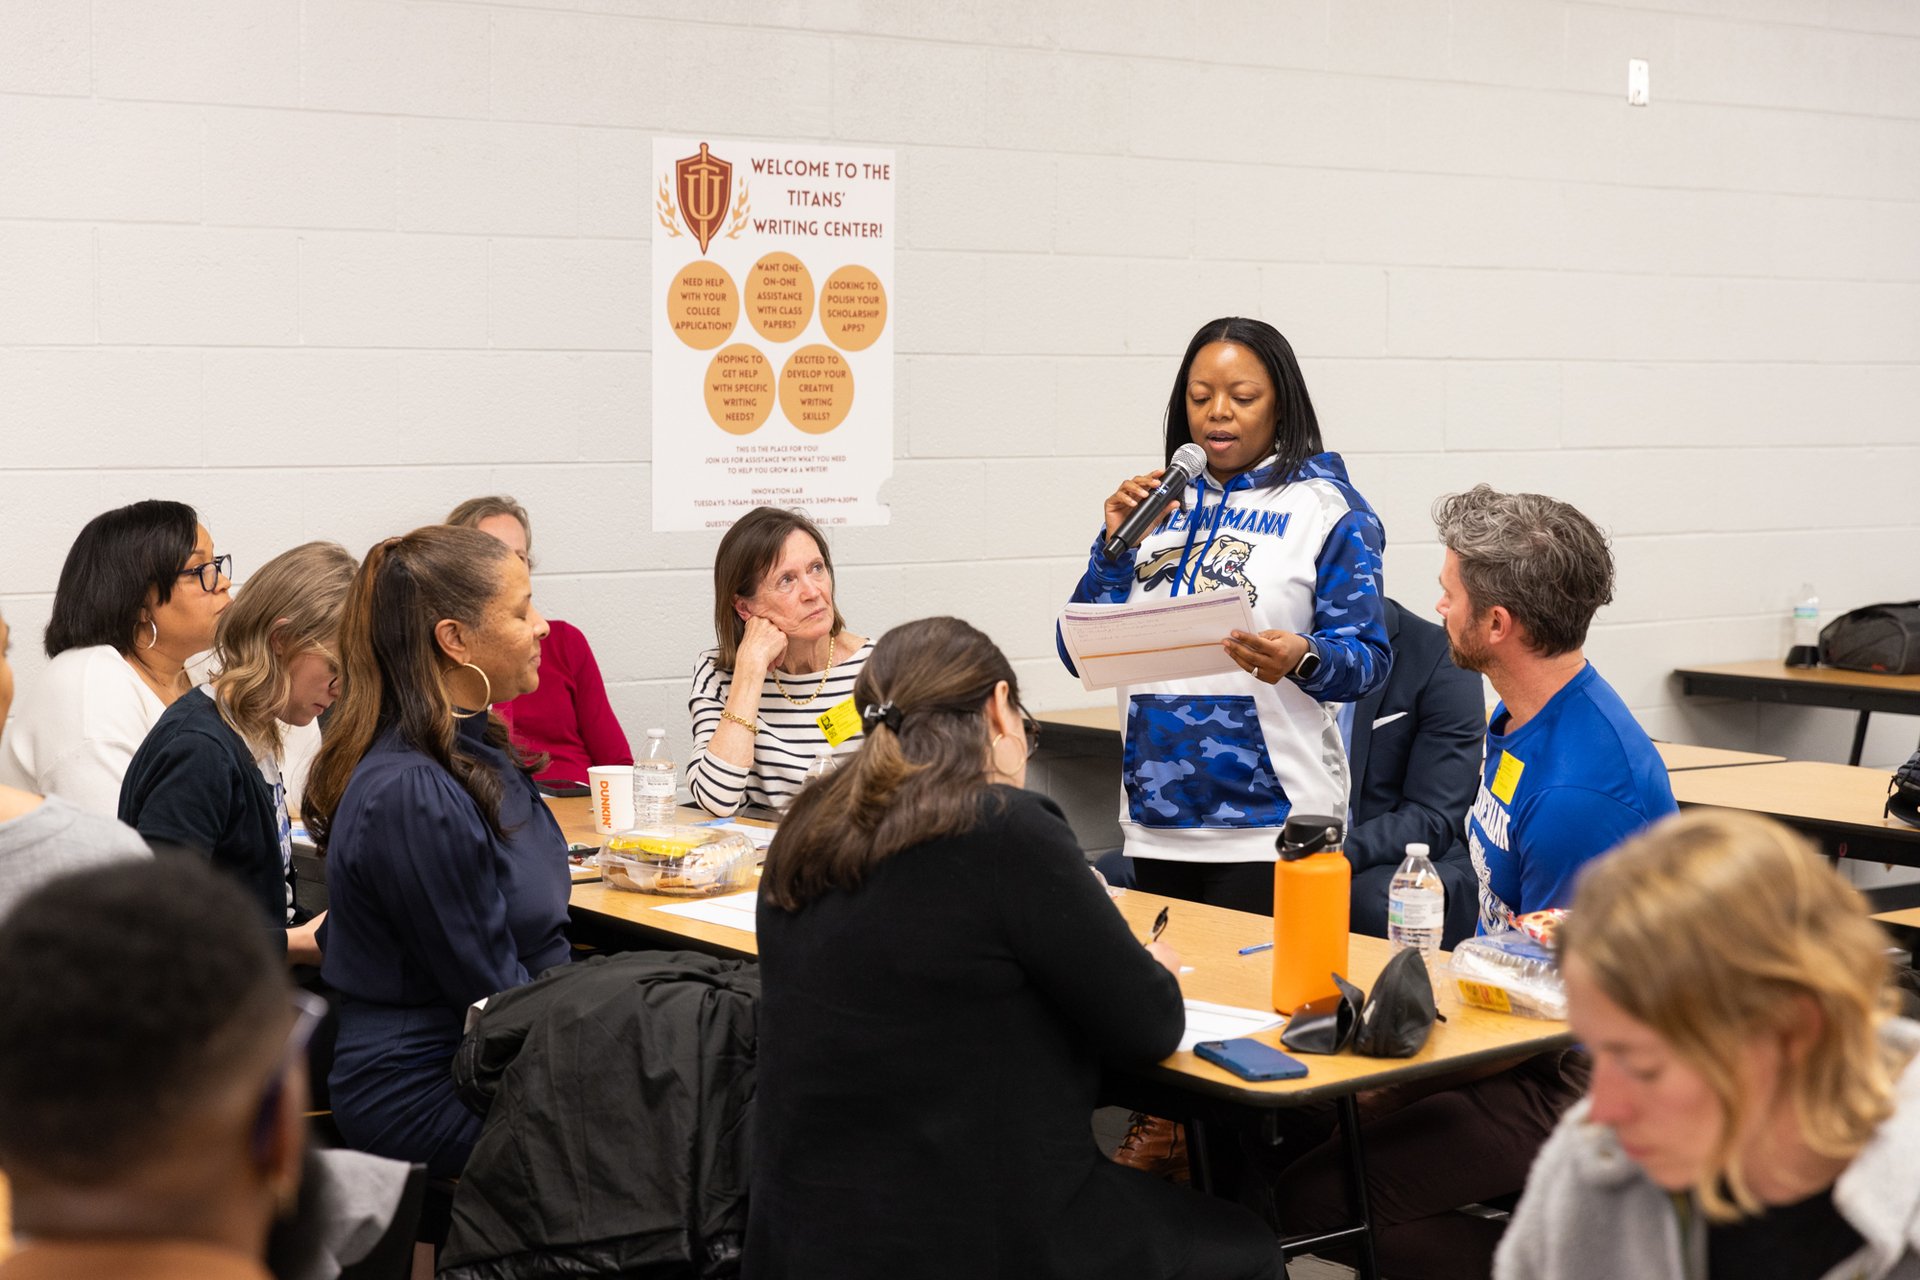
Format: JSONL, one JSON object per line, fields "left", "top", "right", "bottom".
{"left": 1467, "top": 663, "right": 1677, "bottom": 933}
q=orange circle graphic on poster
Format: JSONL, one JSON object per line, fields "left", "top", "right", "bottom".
{"left": 666, "top": 259, "right": 739, "bottom": 350}
{"left": 819, "top": 265, "right": 887, "bottom": 352}
{"left": 745, "top": 252, "right": 815, "bottom": 343}
{"left": 779, "top": 345, "right": 854, "bottom": 434}
{"left": 704, "top": 344, "right": 775, "bottom": 435}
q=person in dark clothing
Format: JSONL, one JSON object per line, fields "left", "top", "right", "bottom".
{"left": 303, "top": 525, "right": 571, "bottom": 1180}
{"left": 749, "top": 615, "right": 1280, "bottom": 1280}
{"left": 1345, "top": 597, "right": 1485, "bottom": 950}
{"left": 120, "top": 541, "right": 357, "bottom": 964}
{"left": 0, "top": 860, "right": 308, "bottom": 1279}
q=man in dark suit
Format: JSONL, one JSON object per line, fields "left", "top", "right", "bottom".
{"left": 1344, "top": 597, "right": 1484, "bottom": 949}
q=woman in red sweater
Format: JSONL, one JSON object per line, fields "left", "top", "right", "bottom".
{"left": 447, "top": 496, "right": 631, "bottom": 788}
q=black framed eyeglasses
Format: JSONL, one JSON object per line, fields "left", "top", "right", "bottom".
{"left": 250, "top": 988, "right": 328, "bottom": 1166}
{"left": 1021, "top": 714, "right": 1042, "bottom": 759}
{"left": 176, "top": 553, "right": 233, "bottom": 593}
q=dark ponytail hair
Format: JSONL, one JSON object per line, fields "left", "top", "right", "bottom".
{"left": 1162, "top": 316, "right": 1323, "bottom": 486}
{"left": 763, "top": 616, "right": 1022, "bottom": 911}
{"left": 303, "top": 525, "right": 532, "bottom": 852}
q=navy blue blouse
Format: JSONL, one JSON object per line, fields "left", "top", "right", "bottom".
{"left": 320, "top": 714, "right": 570, "bottom": 1175}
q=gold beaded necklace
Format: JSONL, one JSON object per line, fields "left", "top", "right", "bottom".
{"left": 771, "top": 632, "right": 839, "bottom": 707}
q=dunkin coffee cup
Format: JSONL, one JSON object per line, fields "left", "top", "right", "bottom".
{"left": 588, "top": 765, "right": 636, "bottom": 836}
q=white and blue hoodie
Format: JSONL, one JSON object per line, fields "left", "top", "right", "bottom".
{"left": 1058, "top": 452, "right": 1391, "bottom": 865}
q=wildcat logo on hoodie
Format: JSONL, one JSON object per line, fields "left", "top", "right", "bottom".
{"left": 1134, "top": 535, "right": 1260, "bottom": 605}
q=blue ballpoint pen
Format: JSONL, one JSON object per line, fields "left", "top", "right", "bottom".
{"left": 1238, "top": 941, "right": 1274, "bottom": 955}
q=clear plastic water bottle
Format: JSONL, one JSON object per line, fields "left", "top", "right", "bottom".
{"left": 805, "top": 752, "right": 837, "bottom": 784}
{"left": 1387, "top": 842, "right": 1445, "bottom": 955}
{"left": 1787, "top": 583, "right": 1821, "bottom": 667}
{"left": 633, "top": 729, "right": 676, "bottom": 828}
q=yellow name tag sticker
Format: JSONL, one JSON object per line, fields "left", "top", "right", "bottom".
{"left": 1490, "top": 750, "right": 1526, "bottom": 805}
{"left": 816, "top": 697, "right": 862, "bottom": 747}
{"left": 1455, "top": 978, "right": 1513, "bottom": 1014}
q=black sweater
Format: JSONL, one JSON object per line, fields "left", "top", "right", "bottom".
{"left": 119, "top": 688, "right": 293, "bottom": 940}
{"left": 747, "top": 787, "right": 1191, "bottom": 1279}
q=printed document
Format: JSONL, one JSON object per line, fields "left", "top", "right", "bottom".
{"left": 1059, "top": 589, "right": 1255, "bottom": 691}
{"left": 1179, "top": 999, "right": 1286, "bottom": 1053}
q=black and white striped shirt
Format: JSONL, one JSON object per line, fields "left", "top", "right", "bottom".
{"left": 686, "top": 642, "right": 874, "bottom": 816}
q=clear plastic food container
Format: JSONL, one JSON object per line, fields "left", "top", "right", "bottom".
{"left": 1441, "top": 930, "right": 1568, "bottom": 1020}
{"left": 598, "top": 825, "right": 756, "bottom": 897}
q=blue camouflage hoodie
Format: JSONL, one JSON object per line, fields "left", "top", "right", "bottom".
{"left": 1059, "top": 451, "right": 1391, "bottom": 865}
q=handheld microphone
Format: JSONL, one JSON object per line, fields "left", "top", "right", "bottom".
{"left": 1103, "top": 443, "right": 1207, "bottom": 561}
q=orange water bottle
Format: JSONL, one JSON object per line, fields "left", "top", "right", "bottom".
{"left": 1271, "top": 814, "right": 1351, "bottom": 1014}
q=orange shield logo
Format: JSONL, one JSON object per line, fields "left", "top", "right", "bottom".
{"left": 676, "top": 143, "right": 732, "bottom": 254}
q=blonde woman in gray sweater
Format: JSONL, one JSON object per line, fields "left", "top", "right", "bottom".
{"left": 1498, "top": 810, "right": 1920, "bottom": 1280}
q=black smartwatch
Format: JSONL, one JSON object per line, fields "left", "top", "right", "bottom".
{"left": 1288, "top": 640, "right": 1322, "bottom": 684}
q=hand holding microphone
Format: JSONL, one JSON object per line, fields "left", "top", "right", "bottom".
{"left": 1101, "top": 443, "right": 1207, "bottom": 562}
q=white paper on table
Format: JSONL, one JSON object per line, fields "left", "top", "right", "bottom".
{"left": 654, "top": 890, "right": 761, "bottom": 934}
{"left": 1059, "top": 589, "right": 1256, "bottom": 692}
{"left": 1178, "top": 998, "right": 1285, "bottom": 1053}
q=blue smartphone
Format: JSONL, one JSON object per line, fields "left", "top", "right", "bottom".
{"left": 1193, "top": 1038, "right": 1309, "bottom": 1081}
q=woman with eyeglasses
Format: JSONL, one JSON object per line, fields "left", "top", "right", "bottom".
{"left": 303, "top": 525, "right": 568, "bottom": 1178}
{"left": 748, "top": 616, "right": 1280, "bottom": 1280}
{"left": 0, "top": 500, "right": 233, "bottom": 816}
{"left": 119, "top": 542, "right": 357, "bottom": 965}
{"left": 688, "top": 507, "right": 872, "bottom": 816}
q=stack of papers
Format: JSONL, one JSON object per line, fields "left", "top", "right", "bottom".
{"left": 1178, "top": 998, "right": 1285, "bottom": 1053}
{"left": 654, "top": 890, "right": 760, "bottom": 933}
{"left": 1059, "top": 590, "right": 1256, "bottom": 691}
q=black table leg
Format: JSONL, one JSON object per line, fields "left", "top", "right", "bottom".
{"left": 1276, "top": 1094, "right": 1380, "bottom": 1280}
{"left": 1850, "top": 711, "right": 1872, "bottom": 766}
{"left": 1338, "top": 1094, "right": 1380, "bottom": 1280}
{"left": 1187, "top": 1116, "right": 1214, "bottom": 1196}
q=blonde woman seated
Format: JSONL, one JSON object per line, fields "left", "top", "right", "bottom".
{"left": 1498, "top": 809, "right": 1920, "bottom": 1280}
{"left": 687, "top": 507, "right": 871, "bottom": 815}
{"left": 119, "top": 542, "right": 356, "bottom": 964}
{"left": 746, "top": 616, "right": 1279, "bottom": 1280}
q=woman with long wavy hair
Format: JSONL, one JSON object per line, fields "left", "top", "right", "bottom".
{"left": 747, "top": 616, "right": 1280, "bottom": 1280}
{"left": 303, "top": 524, "right": 569, "bottom": 1178}
{"left": 1499, "top": 810, "right": 1920, "bottom": 1280}
{"left": 119, "top": 541, "right": 356, "bottom": 964}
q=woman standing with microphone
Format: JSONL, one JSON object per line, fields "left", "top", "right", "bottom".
{"left": 1062, "top": 316, "right": 1391, "bottom": 912}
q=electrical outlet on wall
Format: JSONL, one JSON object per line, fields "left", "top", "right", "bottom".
{"left": 1627, "top": 58, "right": 1650, "bottom": 106}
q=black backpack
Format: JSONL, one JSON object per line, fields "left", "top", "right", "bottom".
{"left": 1819, "top": 601, "right": 1920, "bottom": 675}
{"left": 1891, "top": 749, "right": 1920, "bottom": 830}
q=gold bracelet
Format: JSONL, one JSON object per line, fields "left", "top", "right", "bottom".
{"left": 720, "top": 710, "right": 757, "bottom": 734}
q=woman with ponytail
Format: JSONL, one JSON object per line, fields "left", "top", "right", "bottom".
{"left": 303, "top": 525, "right": 569, "bottom": 1178}
{"left": 748, "top": 617, "right": 1281, "bottom": 1280}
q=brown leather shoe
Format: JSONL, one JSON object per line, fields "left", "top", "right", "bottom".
{"left": 1110, "top": 1111, "right": 1189, "bottom": 1184}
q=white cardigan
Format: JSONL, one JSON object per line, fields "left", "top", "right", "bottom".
{"left": 0, "top": 644, "right": 166, "bottom": 817}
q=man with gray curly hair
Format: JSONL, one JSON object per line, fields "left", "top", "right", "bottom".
{"left": 1273, "top": 485, "right": 1679, "bottom": 1276}
{"left": 1431, "top": 483, "right": 1676, "bottom": 935}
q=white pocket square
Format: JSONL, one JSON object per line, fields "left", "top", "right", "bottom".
{"left": 1371, "top": 711, "right": 1408, "bottom": 730}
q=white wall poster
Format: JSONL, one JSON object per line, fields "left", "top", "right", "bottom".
{"left": 651, "top": 137, "right": 896, "bottom": 531}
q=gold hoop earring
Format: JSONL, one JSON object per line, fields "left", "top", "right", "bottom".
{"left": 450, "top": 661, "right": 492, "bottom": 719}
{"left": 989, "top": 732, "right": 1019, "bottom": 778}
{"left": 136, "top": 619, "right": 159, "bottom": 651}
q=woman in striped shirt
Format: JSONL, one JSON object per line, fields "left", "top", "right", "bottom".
{"left": 688, "top": 508, "right": 872, "bottom": 816}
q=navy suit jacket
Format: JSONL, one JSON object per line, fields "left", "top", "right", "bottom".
{"left": 1346, "top": 599, "right": 1485, "bottom": 948}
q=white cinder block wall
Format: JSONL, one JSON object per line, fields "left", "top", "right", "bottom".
{"left": 3, "top": 0, "right": 1919, "bottom": 795}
